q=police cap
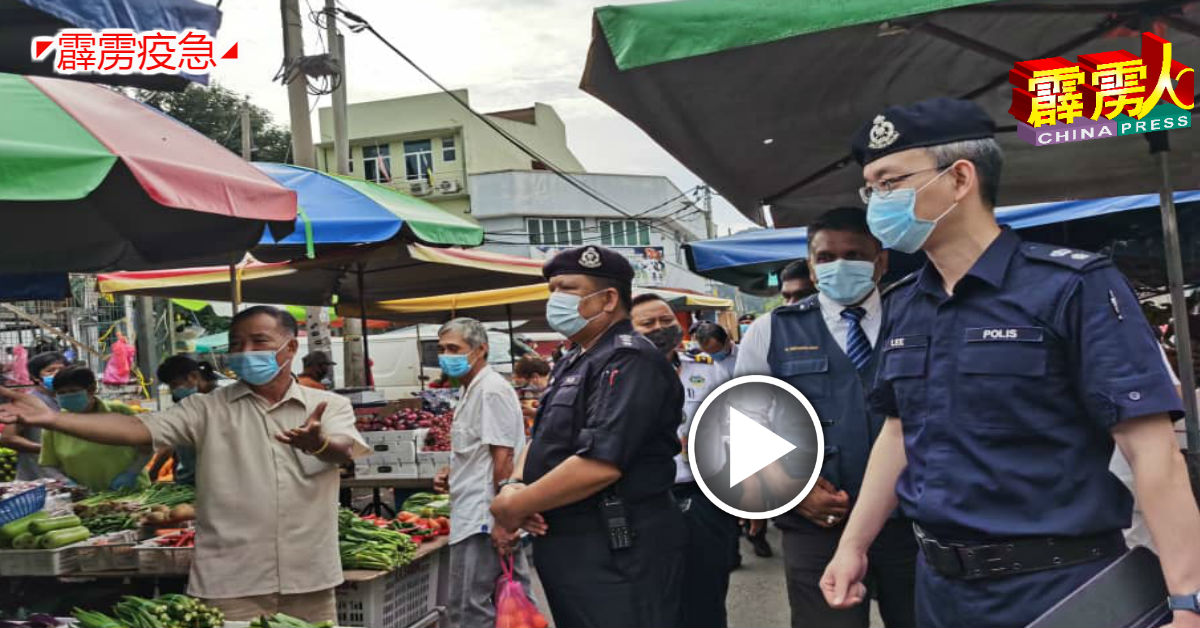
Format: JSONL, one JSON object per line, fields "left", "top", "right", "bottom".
{"left": 851, "top": 98, "right": 995, "bottom": 166}
{"left": 542, "top": 245, "right": 634, "bottom": 282}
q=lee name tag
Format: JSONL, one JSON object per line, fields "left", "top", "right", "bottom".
{"left": 886, "top": 335, "right": 928, "bottom": 350}
{"left": 966, "top": 327, "right": 1044, "bottom": 342}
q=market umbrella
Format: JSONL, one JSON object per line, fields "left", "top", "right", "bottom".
{"left": 583, "top": 0, "right": 1200, "bottom": 460}
{"left": 686, "top": 191, "right": 1200, "bottom": 292}
{"left": 0, "top": 0, "right": 222, "bottom": 91}
{"left": 0, "top": 73, "right": 296, "bottom": 272}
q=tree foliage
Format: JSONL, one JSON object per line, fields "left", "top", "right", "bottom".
{"left": 134, "top": 83, "right": 292, "bottom": 163}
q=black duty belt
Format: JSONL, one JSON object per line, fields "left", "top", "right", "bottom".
{"left": 913, "top": 523, "right": 1125, "bottom": 581}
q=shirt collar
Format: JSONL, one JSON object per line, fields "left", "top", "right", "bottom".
{"left": 229, "top": 379, "right": 307, "bottom": 408}
{"left": 916, "top": 227, "right": 1020, "bottom": 295}
{"left": 818, "top": 287, "right": 882, "bottom": 319}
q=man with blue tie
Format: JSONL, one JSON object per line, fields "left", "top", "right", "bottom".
{"left": 736, "top": 206, "right": 916, "bottom": 628}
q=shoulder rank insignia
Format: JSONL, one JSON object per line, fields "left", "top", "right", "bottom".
{"left": 617, "top": 334, "right": 634, "bottom": 347}
{"left": 1020, "top": 242, "right": 1108, "bottom": 271}
{"left": 694, "top": 354, "right": 713, "bottom": 364}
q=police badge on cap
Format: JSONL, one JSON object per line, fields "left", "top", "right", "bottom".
{"left": 851, "top": 98, "right": 996, "bottom": 166}
{"left": 542, "top": 245, "right": 635, "bottom": 282}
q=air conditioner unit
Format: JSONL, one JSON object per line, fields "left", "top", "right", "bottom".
{"left": 409, "top": 181, "right": 432, "bottom": 196}
{"left": 438, "top": 179, "right": 461, "bottom": 194}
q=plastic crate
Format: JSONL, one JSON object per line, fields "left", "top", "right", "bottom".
{"left": 337, "top": 553, "right": 439, "bottom": 628}
{"left": 0, "top": 542, "right": 84, "bottom": 576}
{"left": 0, "top": 485, "right": 46, "bottom": 527}
{"left": 76, "top": 531, "right": 139, "bottom": 573}
{"left": 136, "top": 539, "right": 193, "bottom": 574}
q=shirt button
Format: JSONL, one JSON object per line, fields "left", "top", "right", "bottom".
{"left": 1128, "top": 391, "right": 1142, "bottom": 401}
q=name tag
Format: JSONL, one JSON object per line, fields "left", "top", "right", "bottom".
{"left": 562, "top": 375, "right": 581, "bottom": 385}
{"left": 785, "top": 345, "right": 820, "bottom": 352}
{"left": 966, "top": 327, "right": 1044, "bottom": 343}
{"left": 886, "top": 335, "right": 928, "bottom": 349}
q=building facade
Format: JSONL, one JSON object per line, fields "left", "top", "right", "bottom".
{"left": 316, "top": 90, "right": 711, "bottom": 292}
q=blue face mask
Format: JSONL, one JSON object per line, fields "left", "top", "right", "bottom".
{"left": 545, "top": 290, "right": 605, "bottom": 338}
{"left": 227, "top": 344, "right": 286, "bottom": 386}
{"left": 815, "top": 259, "right": 878, "bottom": 305}
{"left": 866, "top": 167, "right": 957, "bottom": 254}
{"left": 42, "top": 375, "right": 55, "bottom": 391}
{"left": 56, "top": 391, "right": 91, "bottom": 413}
{"left": 438, "top": 353, "right": 473, "bottom": 378}
{"left": 172, "top": 387, "right": 198, "bottom": 403}
{"left": 710, "top": 349, "right": 730, "bottom": 362}
{"left": 739, "top": 323, "right": 750, "bottom": 337}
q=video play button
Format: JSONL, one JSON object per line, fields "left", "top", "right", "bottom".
{"left": 688, "top": 375, "right": 824, "bottom": 519}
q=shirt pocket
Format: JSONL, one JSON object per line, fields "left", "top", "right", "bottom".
{"left": 881, "top": 335, "right": 929, "bottom": 422}
{"left": 777, "top": 356, "right": 831, "bottom": 401}
{"left": 958, "top": 327, "right": 1056, "bottom": 431}
{"left": 536, "top": 383, "right": 581, "bottom": 442}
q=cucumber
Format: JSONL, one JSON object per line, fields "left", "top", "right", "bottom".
{"left": 29, "top": 514, "right": 82, "bottom": 536}
{"left": 0, "top": 511, "right": 49, "bottom": 545}
{"left": 38, "top": 525, "right": 90, "bottom": 549}
{"left": 10, "top": 532, "right": 37, "bottom": 549}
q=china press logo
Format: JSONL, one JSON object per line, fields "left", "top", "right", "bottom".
{"left": 31, "top": 29, "right": 238, "bottom": 76}
{"left": 1010, "top": 32, "right": 1194, "bottom": 146}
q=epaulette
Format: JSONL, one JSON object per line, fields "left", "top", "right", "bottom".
{"left": 692, "top": 353, "right": 713, "bottom": 364}
{"left": 614, "top": 333, "right": 653, "bottom": 353}
{"left": 881, "top": 272, "right": 918, "bottom": 298}
{"left": 775, "top": 293, "right": 820, "bottom": 315}
{"left": 1019, "top": 242, "right": 1111, "bottom": 271}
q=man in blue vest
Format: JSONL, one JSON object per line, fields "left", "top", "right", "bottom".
{"left": 736, "top": 206, "right": 916, "bottom": 628}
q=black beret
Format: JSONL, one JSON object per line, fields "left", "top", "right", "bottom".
{"left": 542, "top": 245, "right": 634, "bottom": 282}
{"left": 851, "top": 98, "right": 995, "bottom": 166}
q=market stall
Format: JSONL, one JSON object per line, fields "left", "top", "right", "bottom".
{"left": 0, "top": 479, "right": 452, "bottom": 628}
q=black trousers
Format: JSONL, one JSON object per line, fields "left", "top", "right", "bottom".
{"left": 780, "top": 516, "right": 917, "bottom": 628}
{"left": 533, "top": 502, "right": 686, "bottom": 628}
{"left": 673, "top": 482, "right": 739, "bottom": 628}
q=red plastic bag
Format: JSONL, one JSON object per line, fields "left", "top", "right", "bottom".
{"left": 8, "top": 346, "right": 31, "bottom": 385}
{"left": 103, "top": 333, "right": 136, "bottom": 385}
{"left": 494, "top": 553, "right": 547, "bottom": 628}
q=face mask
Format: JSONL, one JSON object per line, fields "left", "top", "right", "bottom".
{"left": 56, "top": 391, "right": 90, "bottom": 413}
{"left": 227, "top": 344, "right": 286, "bottom": 386}
{"left": 739, "top": 323, "right": 750, "bottom": 336}
{"left": 644, "top": 325, "right": 683, "bottom": 356}
{"left": 42, "top": 375, "right": 55, "bottom": 391}
{"left": 815, "top": 259, "right": 878, "bottom": 305}
{"left": 710, "top": 346, "right": 730, "bottom": 362}
{"left": 866, "top": 167, "right": 958, "bottom": 254}
{"left": 172, "top": 387, "right": 198, "bottom": 403}
{"left": 438, "top": 353, "right": 473, "bottom": 378}
{"left": 546, "top": 290, "right": 605, "bottom": 338}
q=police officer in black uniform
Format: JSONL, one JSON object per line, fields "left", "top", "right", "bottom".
{"left": 490, "top": 245, "right": 686, "bottom": 628}
{"left": 820, "top": 98, "right": 1200, "bottom": 628}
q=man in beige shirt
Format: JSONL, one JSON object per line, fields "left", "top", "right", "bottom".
{"left": 0, "top": 306, "right": 369, "bottom": 622}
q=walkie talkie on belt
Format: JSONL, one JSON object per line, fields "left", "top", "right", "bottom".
{"left": 601, "top": 492, "right": 634, "bottom": 550}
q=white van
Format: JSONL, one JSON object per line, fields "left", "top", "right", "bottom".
{"left": 293, "top": 324, "right": 528, "bottom": 399}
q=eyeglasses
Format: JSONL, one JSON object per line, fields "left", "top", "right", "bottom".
{"left": 858, "top": 166, "right": 946, "bottom": 204}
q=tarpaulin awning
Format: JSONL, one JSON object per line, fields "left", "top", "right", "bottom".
{"left": 96, "top": 243, "right": 546, "bottom": 306}
{"left": 345, "top": 283, "right": 733, "bottom": 329}
{"left": 0, "top": 73, "right": 296, "bottom": 272}
{"left": 0, "top": 0, "right": 222, "bottom": 90}
{"left": 582, "top": 0, "right": 1200, "bottom": 227}
{"left": 252, "top": 163, "right": 484, "bottom": 255}
{"left": 686, "top": 191, "right": 1200, "bottom": 291}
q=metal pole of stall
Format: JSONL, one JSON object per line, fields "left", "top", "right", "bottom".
{"left": 506, "top": 304, "right": 516, "bottom": 371}
{"left": 229, "top": 264, "right": 242, "bottom": 314}
{"left": 416, "top": 322, "right": 426, "bottom": 391}
{"left": 1149, "top": 133, "right": 1199, "bottom": 451}
{"left": 357, "top": 266, "right": 372, "bottom": 387}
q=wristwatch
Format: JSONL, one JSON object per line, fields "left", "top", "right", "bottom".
{"left": 1168, "top": 592, "right": 1200, "bottom": 613}
{"left": 497, "top": 478, "right": 525, "bottom": 490}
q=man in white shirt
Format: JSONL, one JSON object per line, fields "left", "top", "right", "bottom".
{"left": 432, "top": 317, "right": 531, "bottom": 628}
{"left": 735, "top": 207, "right": 916, "bottom": 628}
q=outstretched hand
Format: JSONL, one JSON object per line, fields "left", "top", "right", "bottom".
{"left": 0, "top": 387, "right": 58, "bottom": 427}
{"left": 275, "top": 402, "right": 327, "bottom": 453}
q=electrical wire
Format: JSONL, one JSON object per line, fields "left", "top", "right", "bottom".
{"left": 331, "top": 7, "right": 701, "bottom": 241}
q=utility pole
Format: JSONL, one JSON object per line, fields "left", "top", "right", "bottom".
{"left": 701, "top": 185, "right": 715, "bottom": 240}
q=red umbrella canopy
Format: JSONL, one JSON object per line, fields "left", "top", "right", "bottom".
{"left": 0, "top": 73, "right": 296, "bottom": 272}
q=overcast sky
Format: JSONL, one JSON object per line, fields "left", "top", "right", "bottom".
{"left": 207, "top": 0, "right": 756, "bottom": 233}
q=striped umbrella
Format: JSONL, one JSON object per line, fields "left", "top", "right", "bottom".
{"left": 0, "top": 72, "right": 296, "bottom": 272}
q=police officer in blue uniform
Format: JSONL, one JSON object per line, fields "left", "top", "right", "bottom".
{"left": 737, "top": 207, "right": 916, "bottom": 628}
{"left": 490, "top": 245, "right": 685, "bottom": 628}
{"left": 820, "top": 98, "right": 1200, "bottom": 628}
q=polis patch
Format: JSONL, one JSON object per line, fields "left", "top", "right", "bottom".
{"left": 966, "top": 327, "right": 1044, "bottom": 342}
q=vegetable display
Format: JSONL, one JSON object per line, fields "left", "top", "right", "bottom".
{"left": 0, "top": 511, "right": 89, "bottom": 550}
{"left": 248, "top": 613, "right": 334, "bottom": 628}
{"left": 73, "top": 594, "right": 223, "bottom": 628}
{"left": 0, "top": 512, "right": 48, "bottom": 547}
{"left": 338, "top": 509, "right": 417, "bottom": 571}
{"left": 0, "top": 447, "right": 15, "bottom": 483}
{"left": 400, "top": 492, "right": 450, "bottom": 517}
